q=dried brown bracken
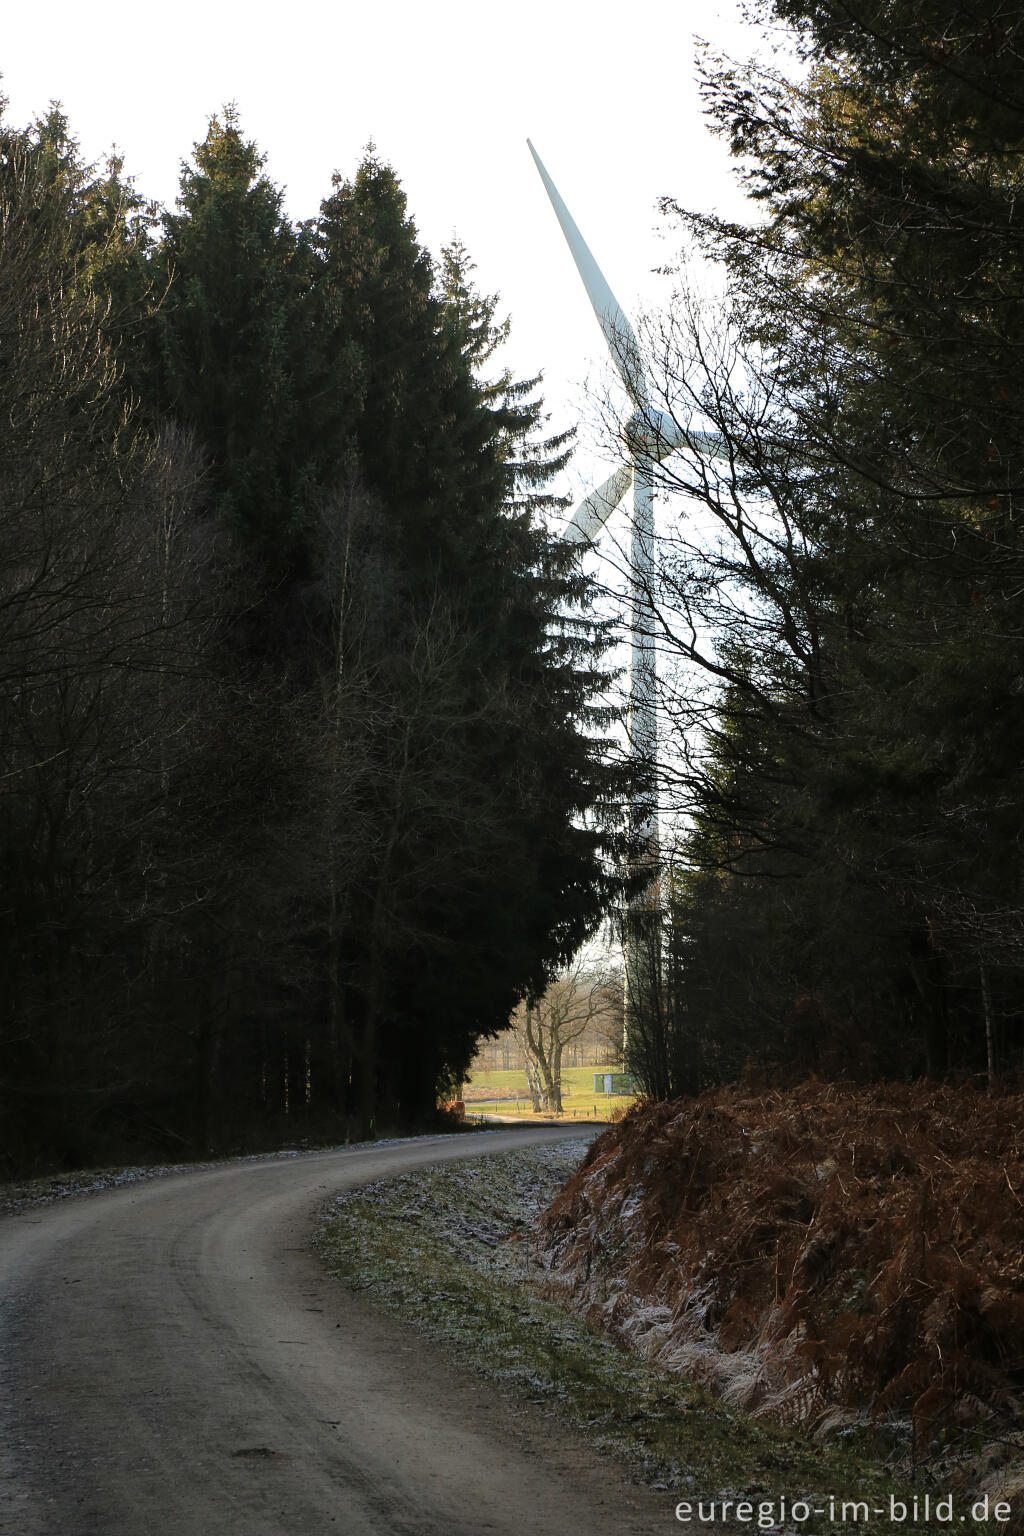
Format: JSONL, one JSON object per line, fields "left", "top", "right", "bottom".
{"left": 534, "top": 1083, "right": 1024, "bottom": 1433}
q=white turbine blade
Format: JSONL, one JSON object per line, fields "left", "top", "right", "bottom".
{"left": 684, "top": 428, "right": 731, "bottom": 462}
{"left": 642, "top": 413, "right": 732, "bottom": 465}
{"left": 528, "top": 140, "right": 649, "bottom": 409}
{"left": 563, "top": 465, "right": 633, "bottom": 548}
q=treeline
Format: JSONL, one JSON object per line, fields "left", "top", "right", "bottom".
{"left": 0, "top": 104, "right": 623, "bottom": 1171}
{"left": 627, "top": 0, "right": 1024, "bottom": 1095}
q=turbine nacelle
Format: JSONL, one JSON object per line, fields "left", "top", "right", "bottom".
{"left": 621, "top": 407, "right": 684, "bottom": 465}
{"left": 530, "top": 139, "right": 734, "bottom": 1053}
{"left": 530, "top": 135, "right": 734, "bottom": 571}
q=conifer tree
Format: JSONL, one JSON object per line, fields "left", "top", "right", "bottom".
{"left": 647, "top": 0, "right": 1024, "bottom": 1080}
{"left": 307, "top": 162, "right": 622, "bottom": 1125}
{"left": 153, "top": 108, "right": 314, "bottom": 569}
{"left": 0, "top": 106, "right": 227, "bottom": 1164}
{"left": 0, "top": 111, "right": 625, "bottom": 1163}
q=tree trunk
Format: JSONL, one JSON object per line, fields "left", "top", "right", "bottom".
{"left": 549, "top": 1041, "right": 564, "bottom": 1113}
{"left": 523, "top": 1055, "right": 543, "bottom": 1112}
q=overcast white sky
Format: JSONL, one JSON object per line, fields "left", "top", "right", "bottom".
{"left": 0, "top": 0, "right": 769, "bottom": 507}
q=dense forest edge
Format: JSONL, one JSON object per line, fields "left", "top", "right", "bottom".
{"left": 6, "top": 0, "right": 1024, "bottom": 1174}
{"left": 0, "top": 101, "right": 626, "bottom": 1173}
{"left": 616, "top": 0, "right": 1024, "bottom": 1103}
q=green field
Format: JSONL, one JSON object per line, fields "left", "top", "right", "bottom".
{"left": 463, "top": 1062, "right": 635, "bottom": 1121}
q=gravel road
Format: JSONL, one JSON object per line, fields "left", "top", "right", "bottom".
{"left": 0, "top": 1129, "right": 664, "bottom": 1536}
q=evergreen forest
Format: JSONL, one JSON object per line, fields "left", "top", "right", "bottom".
{"left": 0, "top": 103, "right": 623, "bottom": 1170}
{"left": 627, "top": 0, "right": 1024, "bottom": 1100}
{"left": 5, "top": 0, "right": 1024, "bottom": 1172}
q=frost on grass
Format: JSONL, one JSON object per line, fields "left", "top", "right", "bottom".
{"left": 0, "top": 1134, "right": 437, "bottom": 1218}
{"left": 0, "top": 1161, "right": 225, "bottom": 1216}
{"left": 315, "top": 1140, "right": 587, "bottom": 1317}
{"left": 313, "top": 1138, "right": 923, "bottom": 1531}
{"left": 534, "top": 1087, "right": 1024, "bottom": 1518}
{"left": 537, "top": 1088, "right": 1024, "bottom": 1428}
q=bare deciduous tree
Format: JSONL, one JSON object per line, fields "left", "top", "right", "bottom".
{"left": 511, "top": 959, "right": 622, "bottom": 1112}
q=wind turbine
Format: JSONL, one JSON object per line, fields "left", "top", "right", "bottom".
{"left": 527, "top": 140, "right": 724, "bottom": 1052}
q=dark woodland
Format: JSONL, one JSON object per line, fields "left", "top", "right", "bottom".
{"left": 0, "top": 107, "right": 623, "bottom": 1170}
{"left": 625, "top": 0, "right": 1024, "bottom": 1100}
{"left": 5, "top": 0, "right": 1024, "bottom": 1170}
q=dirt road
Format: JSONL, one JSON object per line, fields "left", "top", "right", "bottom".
{"left": 0, "top": 1130, "right": 665, "bottom": 1536}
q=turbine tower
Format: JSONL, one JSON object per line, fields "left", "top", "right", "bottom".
{"left": 527, "top": 140, "right": 723, "bottom": 1056}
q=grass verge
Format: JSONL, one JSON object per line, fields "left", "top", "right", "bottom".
{"left": 312, "top": 1140, "right": 1002, "bottom": 1533}
{"left": 463, "top": 1063, "right": 636, "bottom": 1122}
{"left": 465, "top": 1099, "right": 633, "bottom": 1123}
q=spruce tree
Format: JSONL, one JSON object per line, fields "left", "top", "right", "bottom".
{"left": 308, "top": 161, "right": 622, "bottom": 1125}
{"left": 152, "top": 108, "right": 315, "bottom": 570}
{"left": 651, "top": 0, "right": 1024, "bottom": 1079}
